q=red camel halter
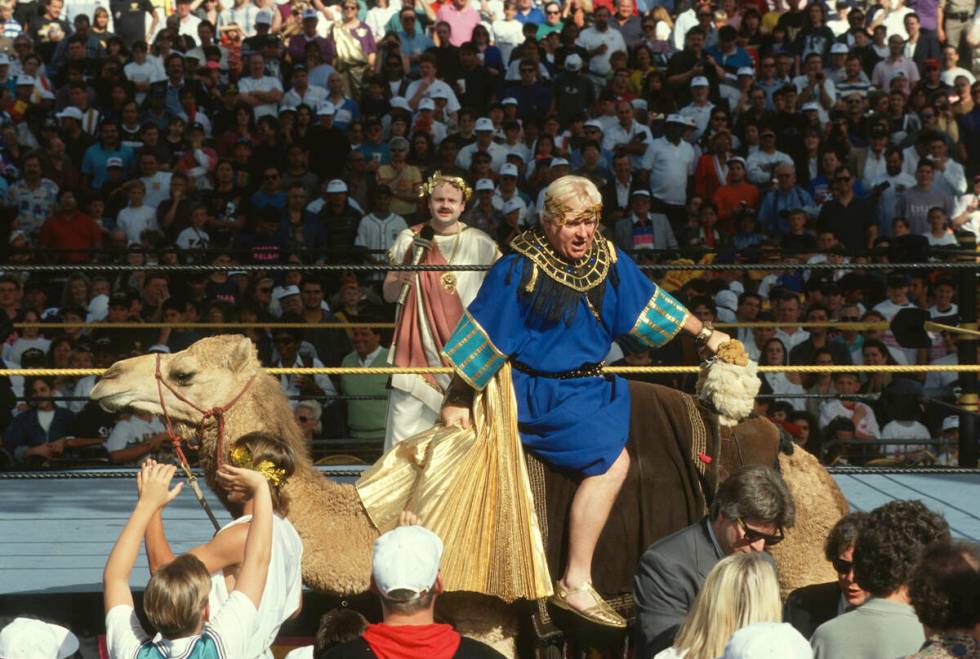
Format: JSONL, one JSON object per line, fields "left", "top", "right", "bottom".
{"left": 154, "top": 353, "right": 257, "bottom": 471}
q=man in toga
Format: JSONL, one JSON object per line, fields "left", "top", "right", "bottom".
{"left": 439, "top": 175, "right": 730, "bottom": 627}
{"left": 382, "top": 171, "right": 499, "bottom": 449}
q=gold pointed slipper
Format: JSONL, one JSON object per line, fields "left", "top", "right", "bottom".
{"left": 549, "top": 580, "right": 627, "bottom": 629}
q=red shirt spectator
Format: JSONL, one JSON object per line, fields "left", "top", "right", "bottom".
{"left": 39, "top": 190, "right": 102, "bottom": 263}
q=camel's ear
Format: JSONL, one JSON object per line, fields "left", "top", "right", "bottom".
{"left": 223, "top": 335, "right": 256, "bottom": 373}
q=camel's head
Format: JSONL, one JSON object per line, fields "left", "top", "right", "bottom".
{"left": 91, "top": 335, "right": 262, "bottom": 423}
{"left": 696, "top": 340, "right": 760, "bottom": 427}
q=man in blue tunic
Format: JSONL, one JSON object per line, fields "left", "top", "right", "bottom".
{"left": 440, "top": 175, "right": 730, "bottom": 628}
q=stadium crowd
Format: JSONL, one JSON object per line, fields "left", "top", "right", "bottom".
{"left": 0, "top": 0, "right": 978, "bottom": 467}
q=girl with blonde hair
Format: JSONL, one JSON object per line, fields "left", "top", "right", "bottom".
{"left": 655, "top": 552, "right": 782, "bottom": 659}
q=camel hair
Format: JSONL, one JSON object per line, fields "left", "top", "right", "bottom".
{"left": 90, "top": 335, "right": 846, "bottom": 645}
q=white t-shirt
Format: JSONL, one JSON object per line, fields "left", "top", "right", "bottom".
{"left": 239, "top": 75, "right": 285, "bottom": 119}
{"left": 123, "top": 60, "right": 165, "bottom": 104}
{"left": 208, "top": 514, "right": 304, "bottom": 659}
{"left": 644, "top": 137, "right": 696, "bottom": 205}
{"left": 177, "top": 227, "right": 211, "bottom": 251}
{"left": 576, "top": 26, "right": 626, "bottom": 75}
{"left": 117, "top": 205, "right": 159, "bottom": 245}
{"left": 104, "top": 415, "right": 165, "bottom": 453}
{"left": 106, "top": 591, "right": 257, "bottom": 659}
{"left": 818, "top": 399, "right": 880, "bottom": 438}
{"left": 2, "top": 336, "right": 50, "bottom": 364}
{"left": 880, "top": 419, "right": 930, "bottom": 460}
{"left": 140, "top": 171, "right": 173, "bottom": 209}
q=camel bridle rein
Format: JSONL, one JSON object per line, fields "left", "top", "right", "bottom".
{"left": 154, "top": 352, "right": 257, "bottom": 530}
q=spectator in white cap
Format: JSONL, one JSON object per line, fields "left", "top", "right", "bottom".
{"left": 320, "top": 524, "right": 504, "bottom": 658}
{"left": 307, "top": 101, "right": 352, "bottom": 181}
{"left": 936, "top": 415, "right": 960, "bottom": 464}
{"left": 492, "top": 162, "right": 532, "bottom": 227}
{"left": 721, "top": 622, "right": 812, "bottom": 659}
{"left": 679, "top": 75, "right": 715, "bottom": 141}
{"left": 642, "top": 114, "right": 696, "bottom": 232}
{"left": 456, "top": 117, "right": 508, "bottom": 172}
{"left": 551, "top": 52, "right": 596, "bottom": 126}
{"left": 613, "top": 188, "right": 678, "bottom": 253}
{"left": 0, "top": 618, "right": 80, "bottom": 659}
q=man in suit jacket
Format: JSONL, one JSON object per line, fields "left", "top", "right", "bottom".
{"left": 613, "top": 190, "right": 679, "bottom": 253}
{"left": 148, "top": 52, "right": 210, "bottom": 116}
{"left": 632, "top": 465, "right": 796, "bottom": 658}
{"left": 783, "top": 512, "right": 870, "bottom": 638}
{"left": 905, "top": 13, "right": 941, "bottom": 69}
{"left": 601, "top": 153, "right": 636, "bottom": 225}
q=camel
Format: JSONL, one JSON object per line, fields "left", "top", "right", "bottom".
{"left": 90, "top": 335, "right": 845, "bottom": 654}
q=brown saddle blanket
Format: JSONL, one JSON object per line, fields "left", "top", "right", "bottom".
{"left": 525, "top": 380, "right": 779, "bottom": 608}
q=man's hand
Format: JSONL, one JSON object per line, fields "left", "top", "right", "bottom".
{"left": 137, "top": 462, "right": 183, "bottom": 511}
{"left": 441, "top": 403, "right": 471, "bottom": 429}
{"left": 705, "top": 329, "right": 732, "bottom": 354}
{"left": 217, "top": 463, "right": 270, "bottom": 498}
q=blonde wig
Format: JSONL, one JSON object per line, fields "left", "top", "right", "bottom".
{"left": 671, "top": 552, "right": 782, "bottom": 659}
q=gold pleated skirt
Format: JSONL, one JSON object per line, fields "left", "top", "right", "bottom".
{"left": 356, "top": 364, "right": 553, "bottom": 602}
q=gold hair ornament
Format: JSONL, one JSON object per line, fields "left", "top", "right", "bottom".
{"left": 229, "top": 445, "right": 287, "bottom": 488}
{"left": 418, "top": 170, "right": 473, "bottom": 202}
{"left": 542, "top": 196, "right": 603, "bottom": 226}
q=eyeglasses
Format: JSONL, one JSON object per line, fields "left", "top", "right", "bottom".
{"left": 401, "top": 14, "right": 415, "bottom": 20}
{"left": 546, "top": 9, "right": 560, "bottom": 14}
{"left": 297, "top": 415, "right": 310, "bottom": 423}
{"left": 831, "top": 557, "right": 854, "bottom": 575}
{"left": 343, "top": 4, "right": 357, "bottom": 9}
{"left": 835, "top": 176, "right": 852, "bottom": 183}
{"left": 737, "top": 518, "right": 784, "bottom": 547}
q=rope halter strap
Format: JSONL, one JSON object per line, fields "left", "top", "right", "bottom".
{"left": 154, "top": 352, "right": 257, "bottom": 470}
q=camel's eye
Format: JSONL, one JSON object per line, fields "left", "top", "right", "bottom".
{"left": 171, "top": 370, "right": 196, "bottom": 385}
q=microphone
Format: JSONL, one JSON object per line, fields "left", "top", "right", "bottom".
{"left": 397, "top": 224, "right": 435, "bottom": 306}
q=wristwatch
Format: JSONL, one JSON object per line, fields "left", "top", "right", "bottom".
{"left": 695, "top": 322, "right": 714, "bottom": 346}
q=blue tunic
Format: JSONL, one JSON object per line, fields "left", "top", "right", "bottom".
{"left": 443, "top": 247, "right": 689, "bottom": 476}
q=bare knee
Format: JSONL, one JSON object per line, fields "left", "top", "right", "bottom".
{"left": 606, "top": 448, "right": 630, "bottom": 484}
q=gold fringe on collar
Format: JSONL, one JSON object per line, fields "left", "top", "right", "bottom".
{"left": 510, "top": 228, "right": 615, "bottom": 294}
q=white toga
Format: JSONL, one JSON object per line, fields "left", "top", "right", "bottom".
{"left": 208, "top": 514, "right": 304, "bottom": 659}
{"left": 384, "top": 226, "right": 498, "bottom": 449}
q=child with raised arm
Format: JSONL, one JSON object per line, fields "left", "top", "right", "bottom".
{"left": 102, "top": 461, "right": 273, "bottom": 659}
{"left": 142, "top": 432, "right": 303, "bottom": 659}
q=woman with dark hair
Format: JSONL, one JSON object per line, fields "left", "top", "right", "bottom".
{"left": 860, "top": 338, "right": 895, "bottom": 395}
{"left": 219, "top": 103, "right": 259, "bottom": 157}
{"left": 642, "top": 69, "right": 676, "bottom": 115}
{"left": 793, "top": 127, "right": 823, "bottom": 190}
{"left": 91, "top": 6, "right": 116, "bottom": 47}
{"left": 907, "top": 541, "right": 980, "bottom": 658}
{"left": 470, "top": 24, "right": 504, "bottom": 77}
{"left": 759, "top": 337, "right": 805, "bottom": 411}
{"left": 793, "top": 1, "right": 834, "bottom": 63}
{"left": 628, "top": 44, "right": 656, "bottom": 96}
{"left": 407, "top": 131, "right": 435, "bottom": 176}
{"left": 784, "top": 512, "right": 871, "bottom": 638}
